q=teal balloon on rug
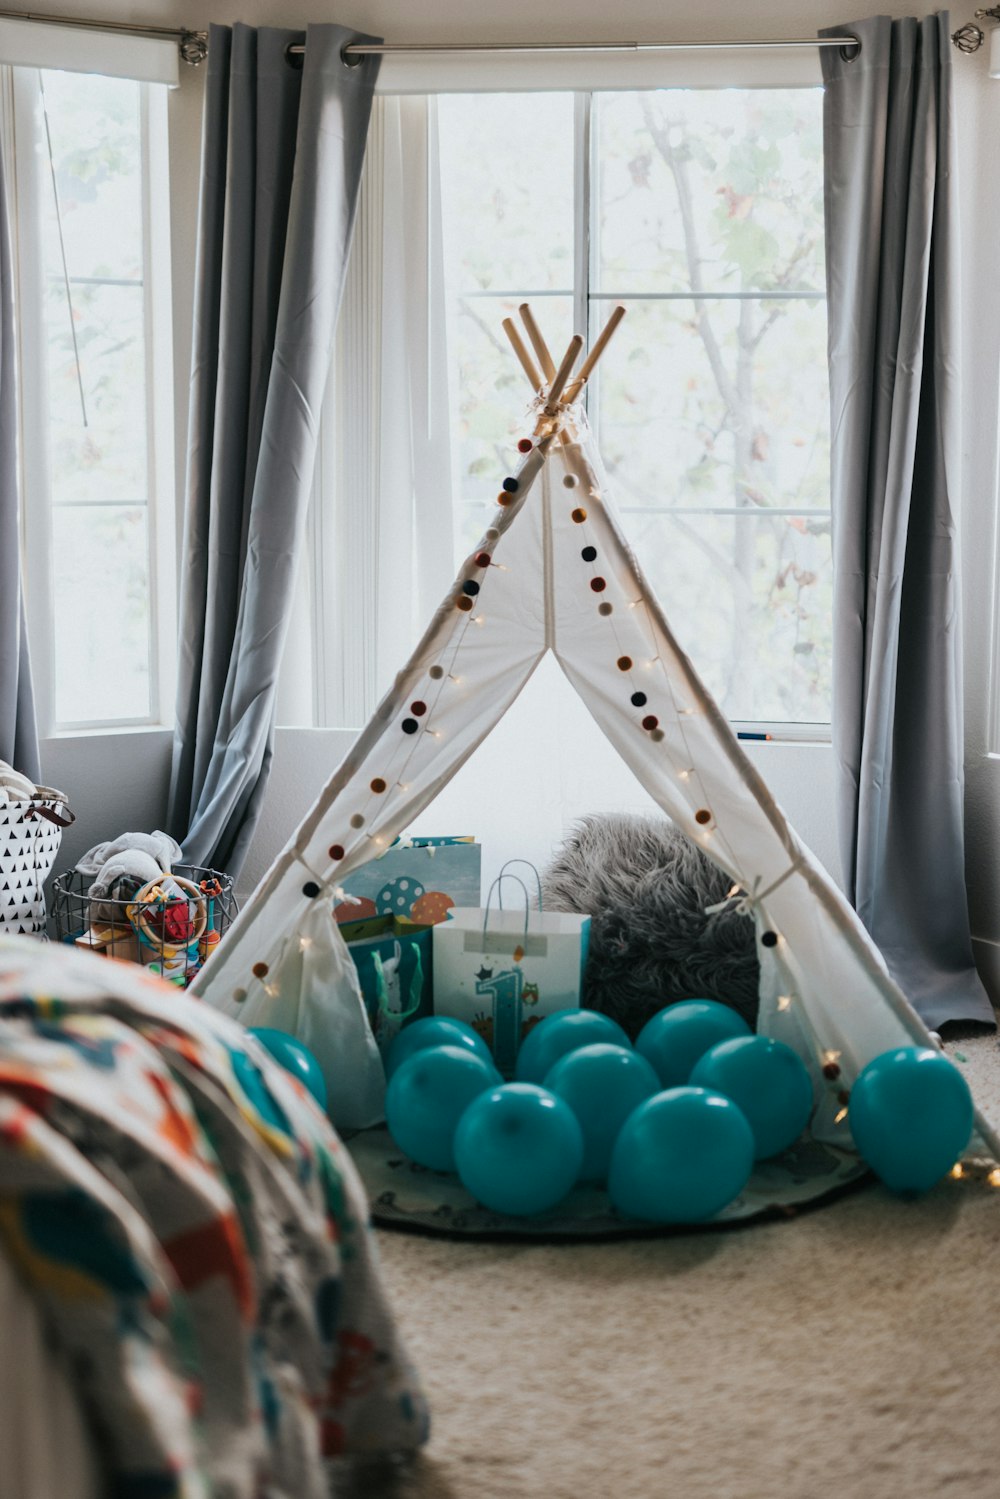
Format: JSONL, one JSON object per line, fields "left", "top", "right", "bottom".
{"left": 635, "top": 1000, "right": 751, "bottom": 1089}
{"left": 544, "top": 1043, "right": 660, "bottom": 1182}
{"left": 249, "top": 1026, "right": 328, "bottom": 1111}
{"left": 847, "top": 1046, "right": 974, "bottom": 1194}
{"left": 386, "top": 1045, "right": 501, "bottom": 1171}
{"left": 515, "top": 1008, "right": 630, "bottom": 1085}
{"left": 690, "top": 1035, "right": 814, "bottom": 1159}
{"left": 608, "top": 1086, "right": 754, "bottom": 1223}
{"left": 386, "top": 1016, "right": 494, "bottom": 1079}
{"left": 454, "top": 1083, "right": 584, "bottom": 1215}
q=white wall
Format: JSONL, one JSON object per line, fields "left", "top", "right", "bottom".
{"left": 36, "top": 1, "right": 1000, "bottom": 993}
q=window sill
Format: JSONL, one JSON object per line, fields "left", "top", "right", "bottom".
{"left": 42, "top": 723, "right": 174, "bottom": 741}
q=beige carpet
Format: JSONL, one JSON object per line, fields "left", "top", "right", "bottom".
{"left": 336, "top": 1031, "right": 1000, "bottom": 1499}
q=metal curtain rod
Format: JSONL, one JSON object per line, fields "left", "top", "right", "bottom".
{"left": 0, "top": 7, "right": 207, "bottom": 64}
{"left": 289, "top": 36, "right": 862, "bottom": 62}
{"left": 0, "top": 8, "right": 870, "bottom": 69}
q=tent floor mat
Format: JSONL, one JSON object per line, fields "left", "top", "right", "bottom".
{"left": 347, "top": 1126, "right": 870, "bottom": 1240}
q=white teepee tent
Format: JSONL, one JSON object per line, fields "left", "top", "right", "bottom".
{"left": 193, "top": 306, "right": 1000, "bottom": 1165}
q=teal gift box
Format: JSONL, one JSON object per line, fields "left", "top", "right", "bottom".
{"left": 341, "top": 913, "right": 434, "bottom": 1060}
{"left": 333, "top": 836, "right": 481, "bottom": 926}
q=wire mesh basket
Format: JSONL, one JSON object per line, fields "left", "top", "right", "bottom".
{"left": 50, "top": 863, "right": 238, "bottom": 987}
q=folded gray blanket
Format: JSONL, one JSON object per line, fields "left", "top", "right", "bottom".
{"left": 76, "top": 831, "right": 184, "bottom": 925}
{"left": 75, "top": 830, "right": 182, "bottom": 881}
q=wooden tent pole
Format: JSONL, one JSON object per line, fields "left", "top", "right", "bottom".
{"left": 562, "top": 302, "right": 626, "bottom": 404}
{"left": 518, "top": 303, "right": 557, "bottom": 381}
{"left": 545, "top": 335, "right": 583, "bottom": 413}
{"left": 501, "top": 317, "right": 542, "bottom": 392}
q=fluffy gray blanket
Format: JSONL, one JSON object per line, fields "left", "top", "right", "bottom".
{"left": 541, "top": 813, "right": 760, "bottom": 1035}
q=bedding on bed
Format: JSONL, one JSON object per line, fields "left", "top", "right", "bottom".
{"left": 0, "top": 936, "right": 428, "bottom": 1499}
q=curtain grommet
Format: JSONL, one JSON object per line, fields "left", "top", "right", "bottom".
{"left": 839, "top": 35, "right": 861, "bottom": 62}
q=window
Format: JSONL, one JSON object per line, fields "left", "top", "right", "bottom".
{"left": 286, "top": 82, "right": 831, "bottom": 732}
{"left": 7, "top": 65, "right": 174, "bottom": 732}
{"left": 438, "top": 89, "right": 830, "bottom": 727}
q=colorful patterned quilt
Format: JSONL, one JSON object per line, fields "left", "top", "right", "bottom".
{"left": 0, "top": 936, "right": 428, "bottom": 1498}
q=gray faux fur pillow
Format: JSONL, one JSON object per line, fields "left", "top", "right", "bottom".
{"left": 541, "top": 812, "right": 760, "bottom": 1036}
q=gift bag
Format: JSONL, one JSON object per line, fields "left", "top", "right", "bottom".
{"left": 341, "top": 915, "right": 433, "bottom": 1061}
{"left": 433, "top": 865, "right": 590, "bottom": 1077}
{"left": 0, "top": 785, "right": 74, "bottom": 937}
{"left": 333, "top": 837, "right": 481, "bottom": 925}
{"left": 232, "top": 900, "right": 386, "bottom": 1131}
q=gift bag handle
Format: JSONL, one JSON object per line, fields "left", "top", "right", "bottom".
{"left": 497, "top": 859, "right": 542, "bottom": 911}
{"left": 481, "top": 873, "right": 531, "bottom": 951}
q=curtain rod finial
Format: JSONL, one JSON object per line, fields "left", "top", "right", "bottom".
{"left": 180, "top": 30, "right": 208, "bottom": 66}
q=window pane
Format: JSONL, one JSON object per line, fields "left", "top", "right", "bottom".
{"left": 594, "top": 296, "right": 829, "bottom": 513}
{"left": 44, "top": 280, "right": 146, "bottom": 503}
{"left": 26, "top": 68, "right": 153, "bottom": 725}
{"left": 447, "top": 292, "right": 573, "bottom": 525}
{"left": 623, "top": 509, "right": 832, "bottom": 723}
{"left": 593, "top": 89, "right": 825, "bottom": 296}
{"left": 51, "top": 506, "right": 151, "bottom": 723}
{"left": 438, "top": 93, "right": 575, "bottom": 291}
{"left": 437, "top": 93, "right": 576, "bottom": 557}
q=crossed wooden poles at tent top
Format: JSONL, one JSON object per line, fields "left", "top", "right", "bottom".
{"left": 501, "top": 301, "right": 626, "bottom": 444}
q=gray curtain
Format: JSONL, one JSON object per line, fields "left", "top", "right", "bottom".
{"left": 0, "top": 129, "right": 39, "bottom": 783}
{"left": 168, "top": 22, "right": 379, "bottom": 874}
{"left": 821, "top": 14, "right": 993, "bottom": 1028}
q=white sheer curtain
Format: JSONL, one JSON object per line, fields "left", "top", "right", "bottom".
{"left": 276, "top": 94, "right": 454, "bottom": 731}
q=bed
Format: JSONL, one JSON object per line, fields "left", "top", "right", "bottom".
{"left": 0, "top": 935, "right": 427, "bottom": 1498}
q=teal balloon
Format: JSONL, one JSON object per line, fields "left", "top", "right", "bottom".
{"left": 386, "top": 1016, "right": 493, "bottom": 1079}
{"left": 848, "top": 1046, "right": 974, "bottom": 1194}
{"left": 515, "top": 1008, "right": 630, "bottom": 1085}
{"left": 635, "top": 1001, "right": 752, "bottom": 1089}
{"left": 249, "top": 1027, "right": 327, "bottom": 1110}
{"left": 690, "top": 1035, "right": 814, "bottom": 1159}
{"left": 544, "top": 1044, "right": 660, "bottom": 1182}
{"left": 454, "top": 1083, "right": 584, "bottom": 1216}
{"left": 608, "top": 1087, "right": 755, "bottom": 1223}
{"left": 386, "top": 1045, "right": 501, "bottom": 1171}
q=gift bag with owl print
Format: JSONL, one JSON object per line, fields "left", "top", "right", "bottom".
{"left": 432, "top": 865, "right": 590, "bottom": 1078}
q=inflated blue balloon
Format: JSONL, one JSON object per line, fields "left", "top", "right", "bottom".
{"left": 386, "top": 1015, "right": 494, "bottom": 1079}
{"left": 544, "top": 1044, "right": 660, "bottom": 1182}
{"left": 848, "top": 1046, "right": 974, "bottom": 1195}
{"left": 249, "top": 1026, "right": 327, "bottom": 1110}
{"left": 635, "top": 1000, "right": 752, "bottom": 1089}
{"left": 608, "top": 1086, "right": 755, "bottom": 1223}
{"left": 690, "top": 1035, "right": 814, "bottom": 1159}
{"left": 515, "top": 1008, "right": 631, "bottom": 1085}
{"left": 454, "top": 1083, "right": 584, "bottom": 1216}
{"left": 386, "top": 1045, "right": 501, "bottom": 1171}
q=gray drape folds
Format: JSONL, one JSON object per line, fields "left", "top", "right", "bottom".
{"left": 821, "top": 14, "right": 993, "bottom": 1028}
{"left": 168, "top": 23, "right": 379, "bottom": 874}
{"left": 0, "top": 129, "right": 39, "bottom": 783}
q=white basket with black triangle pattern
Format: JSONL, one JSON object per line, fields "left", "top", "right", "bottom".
{"left": 0, "top": 791, "right": 74, "bottom": 937}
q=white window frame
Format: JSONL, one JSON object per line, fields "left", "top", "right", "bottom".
{"left": 5, "top": 65, "right": 176, "bottom": 737}
{"left": 288, "top": 53, "right": 832, "bottom": 742}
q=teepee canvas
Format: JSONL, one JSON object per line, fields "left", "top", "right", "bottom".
{"left": 193, "top": 306, "right": 1000, "bottom": 1172}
